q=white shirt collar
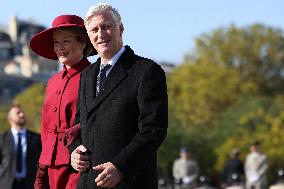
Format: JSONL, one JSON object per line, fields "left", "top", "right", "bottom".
{"left": 100, "top": 46, "right": 126, "bottom": 69}
{"left": 11, "top": 127, "right": 27, "bottom": 137}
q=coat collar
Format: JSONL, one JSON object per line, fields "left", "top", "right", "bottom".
{"left": 61, "top": 58, "right": 90, "bottom": 79}
{"left": 85, "top": 61, "right": 100, "bottom": 106}
{"left": 87, "top": 45, "right": 135, "bottom": 114}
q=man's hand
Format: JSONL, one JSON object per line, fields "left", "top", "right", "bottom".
{"left": 70, "top": 145, "right": 90, "bottom": 171}
{"left": 94, "top": 162, "right": 123, "bottom": 188}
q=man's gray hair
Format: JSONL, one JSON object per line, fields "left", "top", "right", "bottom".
{"left": 84, "top": 3, "right": 122, "bottom": 27}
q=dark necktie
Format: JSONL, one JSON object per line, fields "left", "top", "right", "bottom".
{"left": 16, "top": 132, "right": 23, "bottom": 173}
{"left": 96, "top": 64, "right": 112, "bottom": 95}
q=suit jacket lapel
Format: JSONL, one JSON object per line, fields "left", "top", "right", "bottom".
{"left": 90, "top": 63, "right": 127, "bottom": 110}
{"left": 7, "top": 131, "right": 14, "bottom": 154}
{"left": 86, "top": 61, "right": 100, "bottom": 111}
{"left": 26, "top": 131, "right": 31, "bottom": 166}
{"left": 87, "top": 46, "right": 134, "bottom": 114}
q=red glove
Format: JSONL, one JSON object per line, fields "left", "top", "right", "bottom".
{"left": 34, "top": 163, "right": 48, "bottom": 189}
{"left": 63, "top": 124, "right": 81, "bottom": 147}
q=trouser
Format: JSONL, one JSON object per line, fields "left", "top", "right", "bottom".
{"left": 12, "top": 178, "right": 27, "bottom": 189}
{"left": 246, "top": 181, "right": 267, "bottom": 189}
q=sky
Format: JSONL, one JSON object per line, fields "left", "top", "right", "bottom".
{"left": 1, "top": 0, "right": 284, "bottom": 64}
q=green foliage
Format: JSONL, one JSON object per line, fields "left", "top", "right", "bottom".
{"left": 183, "top": 128, "right": 216, "bottom": 175}
{"left": 162, "top": 23, "right": 284, "bottom": 184}
{"left": 158, "top": 114, "right": 184, "bottom": 177}
{"left": 158, "top": 114, "right": 216, "bottom": 177}
{"left": 13, "top": 82, "right": 46, "bottom": 133}
{"left": 214, "top": 96, "right": 284, "bottom": 183}
{"left": 167, "top": 62, "right": 241, "bottom": 130}
{"left": 212, "top": 96, "right": 277, "bottom": 146}
{"left": 0, "top": 105, "right": 10, "bottom": 132}
{"left": 193, "top": 24, "right": 284, "bottom": 95}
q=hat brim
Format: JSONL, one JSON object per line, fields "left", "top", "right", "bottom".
{"left": 30, "top": 24, "right": 97, "bottom": 60}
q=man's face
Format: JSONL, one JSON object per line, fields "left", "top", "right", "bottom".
{"left": 8, "top": 107, "right": 26, "bottom": 127}
{"left": 86, "top": 11, "right": 123, "bottom": 61}
{"left": 180, "top": 151, "right": 189, "bottom": 160}
{"left": 250, "top": 145, "right": 258, "bottom": 152}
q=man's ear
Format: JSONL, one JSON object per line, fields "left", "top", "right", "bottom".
{"left": 119, "top": 24, "right": 124, "bottom": 36}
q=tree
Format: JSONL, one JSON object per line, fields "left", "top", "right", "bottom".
{"left": 193, "top": 24, "right": 284, "bottom": 95}
{"left": 167, "top": 62, "right": 242, "bottom": 130}
{"left": 165, "top": 62, "right": 244, "bottom": 180}
{"left": 158, "top": 113, "right": 217, "bottom": 178}
{"left": 0, "top": 105, "right": 10, "bottom": 132}
{"left": 212, "top": 96, "right": 277, "bottom": 146}
{"left": 165, "top": 23, "right": 284, "bottom": 184}
{"left": 214, "top": 95, "right": 284, "bottom": 183}
{"left": 158, "top": 113, "right": 184, "bottom": 178}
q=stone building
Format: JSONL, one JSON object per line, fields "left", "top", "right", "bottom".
{"left": 0, "top": 16, "right": 59, "bottom": 104}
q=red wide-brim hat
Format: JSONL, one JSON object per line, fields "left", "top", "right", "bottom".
{"left": 30, "top": 14, "right": 97, "bottom": 60}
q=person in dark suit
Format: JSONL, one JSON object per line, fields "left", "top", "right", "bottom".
{"left": 221, "top": 148, "right": 245, "bottom": 189}
{"left": 70, "top": 3, "right": 168, "bottom": 189}
{"left": 0, "top": 105, "right": 41, "bottom": 189}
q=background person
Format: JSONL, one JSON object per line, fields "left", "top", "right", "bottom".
{"left": 0, "top": 105, "right": 41, "bottom": 189}
{"left": 245, "top": 141, "right": 268, "bottom": 189}
{"left": 221, "top": 148, "right": 245, "bottom": 188}
{"left": 172, "top": 147, "right": 199, "bottom": 189}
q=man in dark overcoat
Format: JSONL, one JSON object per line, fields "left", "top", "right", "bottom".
{"left": 70, "top": 3, "right": 168, "bottom": 189}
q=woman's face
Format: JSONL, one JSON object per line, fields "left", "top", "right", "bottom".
{"left": 53, "top": 29, "right": 85, "bottom": 68}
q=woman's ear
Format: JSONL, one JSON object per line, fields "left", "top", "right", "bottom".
{"left": 81, "top": 42, "right": 86, "bottom": 51}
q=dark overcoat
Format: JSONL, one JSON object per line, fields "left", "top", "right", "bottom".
{"left": 72, "top": 46, "right": 168, "bottom": 189}
{"left": 0, "top": 130, "right": 41, "bottom": 189}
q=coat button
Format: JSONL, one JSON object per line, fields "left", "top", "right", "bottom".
{"left": 53, "top": 107, "right": 57, "bottom": 112}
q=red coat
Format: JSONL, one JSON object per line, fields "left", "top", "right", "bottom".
{"left": 39, "top": 58, "right": 90, "bottom": 166}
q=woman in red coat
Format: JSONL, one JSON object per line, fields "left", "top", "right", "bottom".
{"left": 29, "top": 15, "right": 96, "bottom": 189}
